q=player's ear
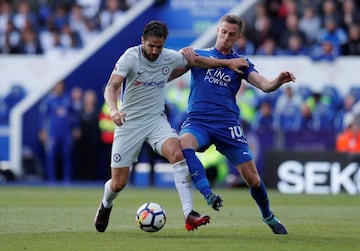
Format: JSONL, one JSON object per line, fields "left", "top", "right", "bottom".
{"left": 141, "top": 36, "right": 145, "bottom": 44}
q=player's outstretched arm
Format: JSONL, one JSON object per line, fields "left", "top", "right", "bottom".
{"left": 248, "top": 71, "right": 296, "bottom": 92}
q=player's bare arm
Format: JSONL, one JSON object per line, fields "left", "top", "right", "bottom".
{"left": 248, "top": 71, "right": 296, "bottom": 93}
{"left": 168, "top": 66, "right": 189, "bottom": 82}
{"left": 104, "top": 74, "right": 126, "bottom": 126}
{"left": 181, "top": 47, "right": 248, "bottom": 73}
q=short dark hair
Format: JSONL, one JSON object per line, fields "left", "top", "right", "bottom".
{"left": 142, "top": 20, "right": 168, "bottom": 40}
{"left": 221, "top": 15, "right": 244, "bottom": 33}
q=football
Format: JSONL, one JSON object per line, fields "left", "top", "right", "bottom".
{"left": 136, "top": 202, "right": 166, "bottom": 232}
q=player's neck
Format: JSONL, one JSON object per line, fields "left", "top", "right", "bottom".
{"left": 215, "top": 46, "right": 232, "bottom": 55}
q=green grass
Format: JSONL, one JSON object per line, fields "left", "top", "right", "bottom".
{"left": 0, "top": 186, "right": 359, "bottom": 251}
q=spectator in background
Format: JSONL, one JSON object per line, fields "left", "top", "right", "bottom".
{"left": 340, "top": 0, "right": 360, "bottom": 30}
{"left": 334, "top": 93, "right": 356, "bottom": 133}
{"left": 279, "top": 13, "right": 306, "bottom": 50}
{"left": 70, "top": 86, "right": 83, "bottom": 115}
{"left": 76, "top": 0, "right": 102, "bottom": 20}
{"left": 75, "top": 89, "right": 100, "bottom": 180}
{"left": 1, "top": 19, "right": 21, "bottom": 54}
{"left": 12, "top": 1, "right": 38, "bottom": 32}
{"left": 321, "top": 0, "right": 342, "bottom": 26}
{"left": 299, "top": 5, "right": 322, "bottom": 47}
{"left": 341, "top": 23, "right": 360, "bottom": 56}
{"left": 298, "top": 102, "right": 315, "bottom": 131}
{"left": 252, "top": 100, "right": 274, "bottom": 131}
{"left": 97, "top": 0, "right": 127, "bottom": 30}
{"left": 256, "top": 37, "right": 283, "bottom": 56}
{"left": 306, "top": 92, "right": 336, "bottom": 131}
{"left": 0, "top": 2, "right": 13, "bottom": 36}
{"left": 70, "top": 86, "right": 84, "bottom": 180}
{"left": 38, "top": 80, "right": 81, "bottom": 182}
{"left": 336, "top": 113, "right": 360, "bottom": 154}
{"left": 18, "top": 27, "right": 43, "bottom": 54}
{"left": 317, "top": 16, "right": 348, "bottom": 56}
{"left": 274, "top": 86, "right": 302, "bottom": 131}
{"left": 311, "top": 39, "right": 337, "bottom": 61}
{"left": 284, "top": 33, "right": 309, "bottom": 56}
{"left": 246, "top": 2, "right": 275, "bottom": 49}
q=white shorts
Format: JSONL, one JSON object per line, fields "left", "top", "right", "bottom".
{"left": 110, "top": 112, "right": 178, "bottom": 167}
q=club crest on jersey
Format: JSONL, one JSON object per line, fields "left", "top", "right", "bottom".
{"left": 113, "top": 153, "right": 121, "bottom": 162}
{"left": 162, "top": 66, "right": 169, "bottom": 75}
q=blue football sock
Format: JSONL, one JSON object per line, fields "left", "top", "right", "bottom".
{"left": 250, "top": 179, "right": 272, "bottom": 219}
{"left": 182, "top": 148, "right": 212, "bottom": 199}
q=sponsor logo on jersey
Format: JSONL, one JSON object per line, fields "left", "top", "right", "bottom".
{"left": 143, "top": 80, "right": 166, "bottom": 88}
{"left": 134, "top": 79, "right": 165, "bottom": 88}
{"left": 204, "top": 68, "right": 230, "bottom": 87}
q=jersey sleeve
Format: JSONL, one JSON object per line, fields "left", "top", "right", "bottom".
{"left": 169, "top": 49, "right": 188, "bottom": 67}
{"left": 112, "top": 47, "right": 137, "bottom": 77}
{"left": 243, "top": 58, "right": 258, "bottom": 81}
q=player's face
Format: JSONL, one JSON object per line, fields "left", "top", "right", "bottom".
{"left": 215, "top": 21, "right": 241, "bottom": 53}
{"left": 141, "top": 36, "right": 165, "bottom": 62}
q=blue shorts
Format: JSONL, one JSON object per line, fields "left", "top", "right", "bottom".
{"left": 179, "top": 118, "right": 253, "bottom": 165}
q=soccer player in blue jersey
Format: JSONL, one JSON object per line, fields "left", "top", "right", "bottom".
{"left": 170, "top": 15, "right": 295, "bottom": 234}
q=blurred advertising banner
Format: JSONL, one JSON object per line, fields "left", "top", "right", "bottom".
{"left": 265, "top": 151, "right": 360, "bottom": 195}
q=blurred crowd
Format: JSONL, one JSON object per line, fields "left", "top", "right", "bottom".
{"left": 237, "top": 0, "right": 360, "bottom": 59}
{"left": 0, "top": 0, "right": 359, "bottom": 57}
{"left": 0, "top": 0, "right": 139, "bottom": 56}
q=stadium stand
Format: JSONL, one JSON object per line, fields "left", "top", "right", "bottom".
{"left": 1, "top": 0, "right": 360, "bottom": 184}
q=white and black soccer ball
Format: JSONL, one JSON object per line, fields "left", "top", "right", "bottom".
{"left": 136, "top": 202, "right": 166, "bottom": 232}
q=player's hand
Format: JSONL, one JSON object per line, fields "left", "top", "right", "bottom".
{"left": 277, "top": 71, "right": 296, "bottom": 84}
{"left": 110, "top": 108, "right": 126, "bottom": 126}
{"left": 227, "top": 58, "right": 249, "bottom": 74}
{"left": 180, "top": 47, "right": 198, "bottom": 62}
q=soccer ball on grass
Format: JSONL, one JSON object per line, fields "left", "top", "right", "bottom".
{"left": 136, "top": 202, "right": 166, "bottom": 232}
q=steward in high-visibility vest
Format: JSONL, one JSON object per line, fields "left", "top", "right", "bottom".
{"left": 98, "top": 101, "right": 120, "bottom": 144}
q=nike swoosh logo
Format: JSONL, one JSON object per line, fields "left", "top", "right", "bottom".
{"left": 138, "top": 71, "right": 145, "bottom": 75}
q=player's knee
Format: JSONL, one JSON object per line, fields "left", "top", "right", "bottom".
{"left": 168, "top": 148, "right": 184, "bottom": 164}
{"left": 246, "top": 176, "right": 261, "bottom": 188}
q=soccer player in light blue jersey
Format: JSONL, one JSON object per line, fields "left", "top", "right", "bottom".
{"left": 94, "top": 20, "right": 248, "bottom": 232}
{"left": 170, "top": 15, "right": 296, "bottom": 234}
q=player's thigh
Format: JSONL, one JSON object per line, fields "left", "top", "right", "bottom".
{"left": 111, "top": 124, "right": 147, "bottom": 167}
{"left": 146, "top": 115, "right": 179, "bottom": 156}
{"left": 179, "top": 119, "right": 211, "bottom": 151}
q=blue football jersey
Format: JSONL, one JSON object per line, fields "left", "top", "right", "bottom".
{"left": 187, "top": 47, "right": 257, "bottom": 121}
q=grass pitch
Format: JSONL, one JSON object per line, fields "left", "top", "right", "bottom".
{"left": 0, "top": 185, "right": 359, "bottom": 251}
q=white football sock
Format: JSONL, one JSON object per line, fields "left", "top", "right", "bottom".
{"left": 173, "top": 160, "right": 193, "bottom": 218}
{"left": 102, "top": 179, "right": 119, "bottom": 208}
